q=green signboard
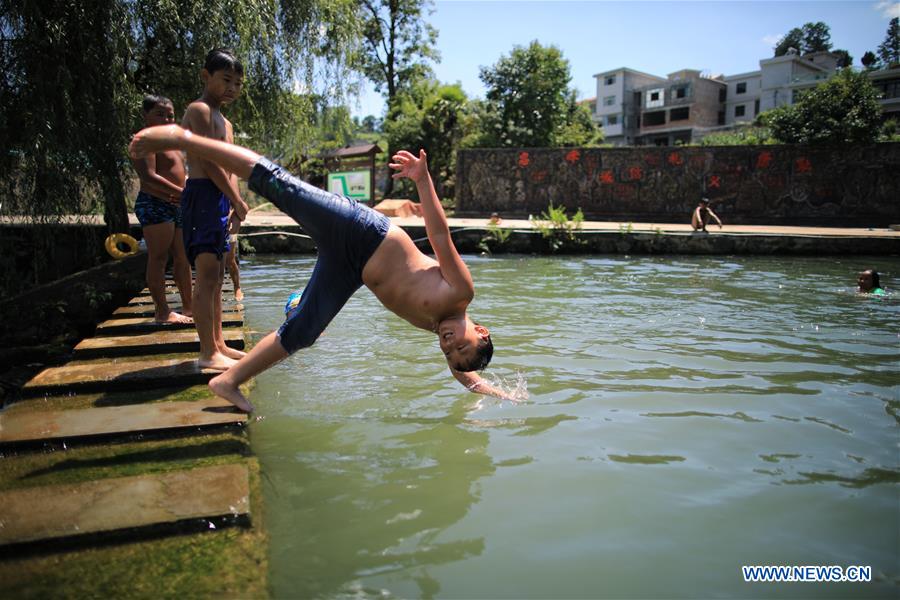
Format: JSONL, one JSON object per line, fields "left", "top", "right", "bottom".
{"left": 327, "top": 169, "right": 371, "bottom": 201}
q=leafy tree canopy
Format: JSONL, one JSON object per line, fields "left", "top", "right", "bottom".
{"left": 474, "top": 40, "right": 601, "bottom": 148}
{"left": 878, "top": 17, "right": 900, "bottom": 66}
{"left": 774, "top": 22, "right": 833, "bottom": 56}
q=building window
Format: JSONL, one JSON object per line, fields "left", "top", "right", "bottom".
{"left": 754, "top": 99, "right": 760, "bottom": 116}
{"left": 646, "top": 88, "right": 665, "bottom": 108}
{"left": 605, "top": 75, "right": 616, "bottom": 85}
{"left": 606, "top": 114, "right": 619, "bottom": 126}
{"left": 673, "top": 85, "right": 689, "bottom": 99}
{"left": 669, "top": 107, "right": 690, "bottom": 121}
{"left": 603, "top": 95, "right": 616, "bottom": 106}
{"left": 643, "top": 110, "right": 666, "bottom": 126}
{"left": 735, "top": 104, "right": 746, "bottom": 117}
{"left": 719, "top": 87, "right": 727, "bottom": 102}
{"left": 736, "top": 82, "right": 747, "bottom": 94}
{"left": 717, "top": 111, "right": 725, "bottom": 125}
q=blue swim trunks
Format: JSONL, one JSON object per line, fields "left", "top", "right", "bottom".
{"left": 134, "top": 191, "right": 182, "bottom": 229}
{"left": 181, "top": 178, "right": 230, "bottom": 266}
{"left": 248, "top": 157, "right": 390, "bottom": 354}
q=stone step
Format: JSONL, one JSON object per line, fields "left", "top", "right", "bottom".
{"left": 140, "top": 283, "right": 234, "bottom": 295}
{"left": 0, "top": 398, "right": 246, "bottom": 445}
{"left": 0, "top": 463, "right": 250, "bottom": 546}
{"left": 110, "top": 304, "right": 242, "bottom": 319}
{"left": 73, "top": 330, "right": 244, "bottom": 359}
{"left": 95, "top": 313, "right": 243, "bottom": 335}
{"left": 22, "top": 355, "right": 221, "bottom": 396}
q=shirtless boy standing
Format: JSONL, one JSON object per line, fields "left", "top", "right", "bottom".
{"left": 129, "top": 125, "right": 504, "bottom": 409}
{"left": 181, "top": 48, "right": 249, "bottom": 370}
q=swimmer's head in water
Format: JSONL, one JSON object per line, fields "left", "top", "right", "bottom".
{"left": 858, "top": 269, "right": 880, "bottom": 292}
{"left": 699, "top": 197, "right": 710, "bottom": 205}
{"left": 202, "top": 48, "right": 244, "bottom": 105}
{"left": 438, "top": 316, "right": 493, "bottom": 372}
{"left": 142, "top": 95, "right": 175, "bottom": 126}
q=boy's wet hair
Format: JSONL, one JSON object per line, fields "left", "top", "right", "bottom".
{"left": 142, "top": 94, "right": 172, "bottom": 113}
{"left": 458, "top": 332, "right": 493, "bottom": 373}
{"left": 204, "top": 48, "right": 244, "bottom": 76}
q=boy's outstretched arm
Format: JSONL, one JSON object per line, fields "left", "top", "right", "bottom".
{"left": 183, "top": 104, "right": 248, "bottom": 220}
{"left": 389, "top": 150, "right": 474, "bottom": 298}
{"left": 451, "top": 369, "right": 514, "bottom": 400}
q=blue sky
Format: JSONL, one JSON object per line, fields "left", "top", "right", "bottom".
{"left": 351, "top": 0, "right": 899, "bottom": 117}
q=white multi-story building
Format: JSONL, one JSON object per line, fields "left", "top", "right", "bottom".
{"left": 592, "top": 67, "right": 666, "bottom": 145}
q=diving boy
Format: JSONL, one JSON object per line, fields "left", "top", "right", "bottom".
{"left": 129, "top": 125, "right": 505, "bottom": 410}
{"left": 130, "top": 94, "right": 193, "bottom": 324}
{"left": 181, "top": 48, "right": 249, "bottom": 370}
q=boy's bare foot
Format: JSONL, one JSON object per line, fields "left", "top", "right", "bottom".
{"left": 129, "top": 124, "right": 184, "bottom": 159}
{"left": 155, "top": 311, "right": 193, "bottom": 325}
{"left": 181, "top": 309, "right": 194, "bottom": 318}
{"left": 198, "top": 353, "right": 238, "bottom": 371}
{"left": 209, "top": 374, "right": 254, "bottom": 412}
{"left": 234, "top": 288, "right": 244, "bottom": 301}
{"left": 219, "top": 345, "right": 247, "bottom": 360}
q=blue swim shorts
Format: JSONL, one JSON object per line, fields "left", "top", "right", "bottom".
{"left": 248, "top": 157, "right": 390, "bottom": 354}
{"left": 135, "top": 191, "right": 182, "bottom": 229}
{"left": 180, "top": 178, "right": 230, "bottom": 266}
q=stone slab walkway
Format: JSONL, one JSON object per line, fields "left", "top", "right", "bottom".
{"left": 0, "top": 463, "right": 250, "bottom": 546}
{"left": 0, "top": 398, "right": 246, "bottom": 445}
{"left": 95, "top": 314, "right": 244, "bottom": 335}
{"left": 74, "top": 330, "right": 244, "bottom": 359}
{"left": 22, "top": 355, "right": 221, "bottom": 396}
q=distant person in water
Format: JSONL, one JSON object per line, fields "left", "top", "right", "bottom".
{"left": 691, "top": 197, "right": 722, "bottom": 233}
{"left": 129, "top": 124, "right": 508, "bottom": 411}
{"left": 857, "top": 269, "right": 886, "bottom": 295}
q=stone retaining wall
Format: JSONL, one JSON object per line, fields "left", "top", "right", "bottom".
{"left": 455, "top": 144, "right": 900, "bottom": 227}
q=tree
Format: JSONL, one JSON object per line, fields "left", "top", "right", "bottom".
{"left": 358, "top": 0, "right": 438, "bottom": 196}
{"left": 358, "top": 0, "right": 439, "bottom": 108}
{"left": 833, "top": 49, "right": 853, "bottom": 68}
{"left": 861, "top": 51, "right": 879, "bottom": 70}
{"left": 877, "top": 17, "right": 900, "bottom": 66}
{"left": 474, "top": 41, "right": 600, "bottom": 148}
{"left": 385, "top": 78, "right": 472, "bottom": 198}
{"left": 774, "top": 22, "right": 832, "bottom": 56}
{"left": 802, "top": 21, "right": 832, "bottom": 53}
{"left": 762, "top": 68, "right": 882, "bottom": 145}
{"left": 774, "top": 27, "right": 803, "bottom": 56}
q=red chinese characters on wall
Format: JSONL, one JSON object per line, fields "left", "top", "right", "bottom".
{"left": 531, "top": 170, "right": 548, "bottom": 183}
{"left": 599, "top": 170, "right": 615, "bottom": 184}
{"left": 565, "top": 149, "right": 581, "bottom": 164}
{"left": 667, "top": 152, "right": 683, "bottom": 166}
{"left": 518, "top": 152, "right": 530, "bottom": 168}
{"left": 756, "top": 151, "right": 773, "bottom": 169}
{"left": 627, "top": 166, "right": 643, "bottom": 181}
{"left": 708, "top": 175, "right": 721, "bottom": 189}
{"left": 795, "top": 157, "right": 812, "bottom": 174}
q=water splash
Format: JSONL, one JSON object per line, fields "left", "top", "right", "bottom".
{"left": 484, "top": 371, "right": 530, "bottom": 404}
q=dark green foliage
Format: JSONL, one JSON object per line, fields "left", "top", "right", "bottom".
{"left": 385, "top": 79, "right": 471, "bottom": 198}
{"left": 773, "top": 22, "right": 833, "bottom": 56}
{"left": 0, "top": 0, "right": 361, "bottom": 293}
{"left": 861, "top": 51, "right": 879, "bottom": 69}
{"left": 833, "top": 49, "right": 852, "bottom": 68}
{"left": 762, "top": 69, "right": 882, "bottom": 145}
{"left": 473, "top": 41, "right": 601, "bottom": 148}
{"left": 878, "top": 17, "right": 900, "bottom": 66}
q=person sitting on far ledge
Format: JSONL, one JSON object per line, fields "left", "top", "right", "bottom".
{"left": 857, "top": 269, "right": 886, "bottom": 295}
{"left": 691, "top": 197, "right": 722, "bottom": 233}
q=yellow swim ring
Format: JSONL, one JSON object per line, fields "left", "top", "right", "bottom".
{"left": 104, "top": 233, "right": 140, "bottom": 259}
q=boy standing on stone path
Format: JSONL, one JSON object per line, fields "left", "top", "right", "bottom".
{"left": 181, "top": 48, "right": 250, "bottom": 371}
{"left": 130, "top": 94, "right": 193, "bottom": 324}
{"left": 129, "top": 125, "right": 508, "bottom": 410}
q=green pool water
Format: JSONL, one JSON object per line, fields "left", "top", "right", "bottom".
{"left": 239, "top": 254, "right": 899, "bottom": 599}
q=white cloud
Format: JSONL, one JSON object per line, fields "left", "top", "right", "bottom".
{"left": 874, "top": 1, "right": 900, "bottom": 19}
{"left": 762, "top": 34, "right": 782, "bottom": 46}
